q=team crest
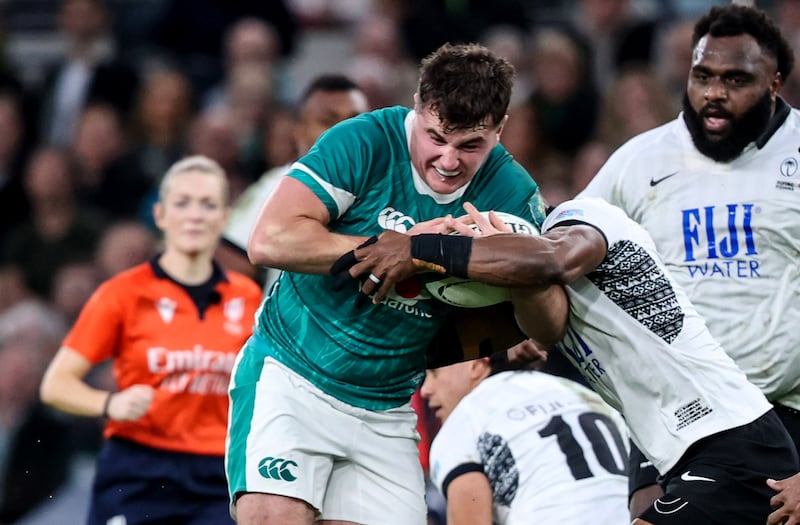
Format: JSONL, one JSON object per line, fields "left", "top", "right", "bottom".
{"left": 224, "top": 298, "right": 245, "bottom": 323}
{"left": 155, "top": 297, "right": 177, "bottom": 324}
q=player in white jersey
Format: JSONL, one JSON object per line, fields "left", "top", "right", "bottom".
{"left": 577, "top": 5, "right": 800, "bottom": 522}
{"left": 216, "top": 74, "right": 368, "bottom": 289}
{"left": 226, "top": 43, "right": 567, "bottom": 525}
{"left": 339, "top": 196, "right": 799, "bottom": 524}
{"left": 424, "top": 347, "right": 629, "bottom": 525}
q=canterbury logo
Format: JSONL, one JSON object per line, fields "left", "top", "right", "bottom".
{"left": 258, "top": 457, "right": 298, "bottom": 482}
{"left": 377, "top": 206, "right": 416, "bottom": 232}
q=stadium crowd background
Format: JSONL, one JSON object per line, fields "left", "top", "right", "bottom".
{"left": 0, "top": 0, "right": 796, "bottom": 523}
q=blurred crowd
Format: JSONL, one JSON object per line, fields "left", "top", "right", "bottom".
{"left": 0, "top": 0, "right": 798, "bottom": 523}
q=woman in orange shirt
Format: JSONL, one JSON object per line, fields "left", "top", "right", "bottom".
{"left": 40, "top": 155, "right": 262, "bottom": 525}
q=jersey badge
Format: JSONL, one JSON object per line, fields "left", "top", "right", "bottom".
{"left": 224, "top": 298, "right": 246, "bottom": 323}
{"left": 377, "top": 206, "right": 416, "bottom": 232}
{"left": 156, "top": 297, "right": 177, "bottom": 324}
{"left": 776, "top": 157, "right": 799, "bottom": 191}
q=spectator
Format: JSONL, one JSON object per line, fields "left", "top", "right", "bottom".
{"left": 595, "top": 65, "right": 677, "bottom": 151}
{"left": 151, "top": 0, "right": 298, "bottom": 99}
{"left": 0, "top": 90, "right": 31, "bottom": 243}
{"left": 0, "top": 323, "right": 72, "bottom": 525}
{"left": 37, "top": 0, "right": 139, "bottom": 147}
{"left": 3, "top": 146, "right": 102, "bottom": 298}
{"left": 93, "top": 220, "right": 158, "bottom": 280}
{"left": 117, "top": 67, "right": 193, "bottom": 226}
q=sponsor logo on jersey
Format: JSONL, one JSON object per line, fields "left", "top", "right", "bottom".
{"left": 147, "top": 345, "right": 236, "bottom": 394}
{"left": 681, "top": 204, "right": 760, "bottom": 279}
{"left": 649, "top": 171, "right": 679, "bottom": 187}
{"left": 155, "top": 297, "right": 177, "bottom": 324}
{"left": 377, "top": 206, "right": 416, "bottom": 232}
{"left": 557, "top": 327, "right": 606, "bottom": 384}
{"left": 258, "top": 457, "right": 298, "bottom": 482}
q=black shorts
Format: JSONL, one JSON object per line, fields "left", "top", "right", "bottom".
{"left": 772, "top": 402, "right": 800, "bottom": 452}
{"left": 638, "top": 409, "right": 798, "bottom": 524}
{"left": 88, "top": 437, "right": 234, "bottom": 525}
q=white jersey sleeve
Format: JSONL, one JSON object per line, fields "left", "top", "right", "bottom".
{"left": 429, "top": 371, "right": 629, "bottom": 525}
{"left": 543, "top": 197, "right": 772, "bottom": 474}
{"left": 223, "top": 165, "right": 290, "bottom": 251}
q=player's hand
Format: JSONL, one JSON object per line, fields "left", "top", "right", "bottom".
{"left": 768, "top": 475, "right": 800, "bottom": 524}
{"left": 106, "top": 384, "right": 155, "bottom": 421}
{"left": 507, "top": 339, "right": 549, "bottom": 368}
{"left": 348, "top": 230, "right": 418, "bottom": 305}
{"left": 407, "top": 215, "right": 457, "bottom": 234}
{"left": 331, "top": 236, "right": 379, "bottom": 294}
{"left": 446, "top": 202, "right": 513, "bottom": 236}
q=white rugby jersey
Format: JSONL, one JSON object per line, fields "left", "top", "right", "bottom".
{"left": 222, "top": 164, "right": 290, "bottom": 291}
{"left": 580, "top": 104, "right": 800, "bottom": 410}
{"left": 429, "top": 371, "right": 629, "bottom": 525}
{"left": 544, "top": 197, "right": 771, "bottom": 474}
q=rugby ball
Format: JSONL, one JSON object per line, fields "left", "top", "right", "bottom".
{"left": 423, "top": 211, "right": 539, "bottom": 308}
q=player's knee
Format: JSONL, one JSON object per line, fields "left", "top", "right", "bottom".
{"left": 235, "top": 492, "right": 316, "bottom": 524}
{"left": 631, "top": 519, "right": 655, "bottom": 525}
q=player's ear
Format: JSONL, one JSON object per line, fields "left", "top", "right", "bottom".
{"left": 153, "top": 202, "right": 165, "bottom": 230}
{"left": 469, "top": 357, "right": 491, "bottom": 381}
{"left": 495, "top": 114, "right": 509, "bottom": 141}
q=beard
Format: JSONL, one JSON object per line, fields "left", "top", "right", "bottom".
{"left": 682, "top": 90, "right": 773, "bottom": 162}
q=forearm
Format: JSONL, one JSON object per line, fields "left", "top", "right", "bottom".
{"left": 511, "top": 284, "right": 569, "bottom": 345}
{"left": 40, "top": 363, "right": 109, "bottom": 418}
{"left": 248, "top": 217, "right": 369, "bottom": 275}
{"left": 467, "top": 235, "right": 567, "bottom": 287}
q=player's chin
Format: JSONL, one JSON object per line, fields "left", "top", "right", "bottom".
{"left": 426, "top": 173, "right": 468, "bottom": 194}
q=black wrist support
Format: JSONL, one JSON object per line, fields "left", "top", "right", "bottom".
{"left": 410, "top": 234, "right": 472, "bottom": 278}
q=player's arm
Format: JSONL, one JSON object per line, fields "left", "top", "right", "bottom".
{"left": 247, "top": 176, "right": 371, "bottom": 274}
{"left": 445, "top": 471, "right": 494, "bottom": 525}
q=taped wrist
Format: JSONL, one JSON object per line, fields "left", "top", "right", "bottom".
{"left": 410, "top": 234, "right": 472, "bottom": 278}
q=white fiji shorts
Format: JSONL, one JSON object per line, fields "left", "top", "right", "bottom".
{"left": 226, "top": 356, "right": 426, "bottom": 525}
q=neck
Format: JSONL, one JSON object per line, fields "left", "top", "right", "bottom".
{"left": 158, "top": 250, "right": 214, "bottom": 285}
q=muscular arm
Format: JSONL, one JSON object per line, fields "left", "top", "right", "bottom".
{"left": 466, "top": 225, "right": 608, "bottom": 287}
{"left": 445, "top": 471, "right": 494, "bottom": 525}
{"left": 247, "top": 176, "right": 369, "bottom": 274}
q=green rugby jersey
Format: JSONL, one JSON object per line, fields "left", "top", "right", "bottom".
{"left": 252, "top": 106, "right": 546, "bottom": 410}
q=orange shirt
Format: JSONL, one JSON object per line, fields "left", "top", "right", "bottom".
{"left": 63, "top": 261, "right": 262, "bottom": 456}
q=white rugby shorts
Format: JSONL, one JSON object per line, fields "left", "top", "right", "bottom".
{"left": 226, "top": 357, "right": 426, "bottom": 524}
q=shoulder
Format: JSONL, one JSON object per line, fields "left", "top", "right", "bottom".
{"left": 101, "top": 263, "right": 155, "bottom": 292}
{"left": 223, "top": 270, "right": 264, "bottom": 299}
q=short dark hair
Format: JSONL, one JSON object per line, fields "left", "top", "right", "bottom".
{"left": 416, "top": 42, "right": 514, "bottom": 133}
{"left": 693, "top": 4, "right": 794, "bottom": 80}
{"left": 299, "top": 74, "right": 361, "bottom": 106}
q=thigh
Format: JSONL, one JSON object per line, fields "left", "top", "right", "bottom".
{"left": 235, "top": 493, "right": 316, "bottom": 525}
{"left": 322, "top": 405, "right": 426, "bottom": 525}
{"left": 642, "top": 411, "right": 798, "bottom": 524}
{"left": 227, "top": 358, "right": 345, "bottom": 511}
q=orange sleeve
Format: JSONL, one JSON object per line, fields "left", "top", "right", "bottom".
{"left": 63, "top": 279, "right": 124, "bottom": 364}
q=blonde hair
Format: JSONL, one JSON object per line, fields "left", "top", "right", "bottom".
{"left": 158, "top": 155, "right": 230, "bottom": 204}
